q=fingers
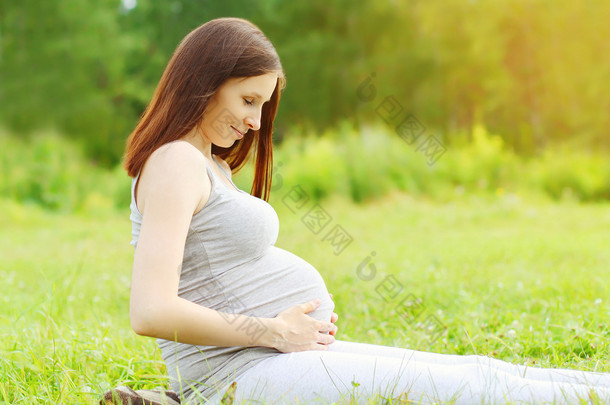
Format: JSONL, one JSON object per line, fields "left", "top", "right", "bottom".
{"left": 329, "top": 311, "right": 338, "bottom": 335}
{"left": 303, "top": 299, "right": 321, "bottom": 313}
{"left": 330, "top": 312, "right": 338, "bottom": 323}
{"left": 330, "top": 318, "right": 337, "bottom": 336}
{"left": 318, "top": 320, "right": 338, "bottom": 336}
{"left": 329, "top": 293, "right": 333, "bottom": 300}
{"left": 317, "top": 331, "right": 335, "bottom": 346}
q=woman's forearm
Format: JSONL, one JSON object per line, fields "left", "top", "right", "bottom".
{"left": 130, "top": 296, "right": 278, "bottom": 348}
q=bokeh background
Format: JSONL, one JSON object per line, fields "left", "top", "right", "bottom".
{"left": 2, "top": 1, "right": 610, "bottom": 403}
{"left": 1, "top": 0, "right": 610, "bottom": 210}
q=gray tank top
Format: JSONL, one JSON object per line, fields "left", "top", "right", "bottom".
{"left": 129, "top": 150, "right": 335, "bottom": 402}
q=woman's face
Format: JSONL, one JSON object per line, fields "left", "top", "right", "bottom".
{"left": 199, "top": 73, "right": 278, "bottom": 148}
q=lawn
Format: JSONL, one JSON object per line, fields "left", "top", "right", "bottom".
{"left": 1, "top": 190, "right": 609, "bottom": 404}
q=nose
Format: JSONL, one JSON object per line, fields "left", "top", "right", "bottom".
{"left": 244, "top": 111, "right": 261, "bottom": 131}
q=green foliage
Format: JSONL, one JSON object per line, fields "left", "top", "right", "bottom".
{"left": 0, "top": 0, "right": 143, "bottom": 166}
{"left": 0, "top": 130, "right": 130, "bottom": 214}
{"left": 278, "top": 131, "right": 348, "bottom": 201}
{"left": 528, "top": 148, "right": 610, "bottom": 202}
{"left": 2, "top": 1, "right": 610, "bottom": 164}
{"left": 272, "top": 122, "right": 610, "bottom": 205}
{"left": 2, "top": 123, "right": 609, "bottom": 215}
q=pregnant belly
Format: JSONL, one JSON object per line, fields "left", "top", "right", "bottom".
{"left": 215, "top": 246, "right": 335, "bottom": 325}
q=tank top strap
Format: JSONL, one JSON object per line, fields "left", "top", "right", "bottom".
{"left": 131, "top": 151, "right": 247, "bottom": 204}
{"left": 131, "top": 171, "right": 141, "bottom": 207}
{"left": 132, "top": 171, "right": 140, "bottom": 193}
{"left": 209, "top": 155, "right": 247, "bottom": 195}
{"left": 211, "top": 155, "right": 231, "bottom": 179}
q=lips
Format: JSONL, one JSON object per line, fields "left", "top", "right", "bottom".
{"left": 231, "top": 126, "right": 244, "bottom": 139}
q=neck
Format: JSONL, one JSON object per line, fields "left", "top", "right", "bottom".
{"left": 180, "top": 127, "right": 213, "bottom": 160}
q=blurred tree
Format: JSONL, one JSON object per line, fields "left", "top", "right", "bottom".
{"left": 0, "top": 0, "right": 141, "bottom": 165}
{"left": 1, "top": 0, "right": 608, "bottom": 165}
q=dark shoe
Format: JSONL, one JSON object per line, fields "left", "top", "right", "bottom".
{"left": 99, "top": 386, "right": 180, "bottom": 405}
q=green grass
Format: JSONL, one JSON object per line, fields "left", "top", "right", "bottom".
{"left": 1, "top": 190, "right": 609, "bottom": 404}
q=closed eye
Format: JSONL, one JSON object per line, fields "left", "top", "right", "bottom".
{"left": 244, "top": 98, "right": 254, "bottom": 106}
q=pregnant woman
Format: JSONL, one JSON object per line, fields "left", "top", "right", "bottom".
{"left": 121, "top": 17, "right": 610, "bottom": 404}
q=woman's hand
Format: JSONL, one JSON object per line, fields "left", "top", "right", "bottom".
{"left": 270, "top": 299, "right": 337, "bottom": 353}
{"left": 329, "top": 293, "right": 338, "bottom": 336}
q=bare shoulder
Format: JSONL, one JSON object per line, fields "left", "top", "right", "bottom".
{"left": 136, "top": 141, "right": 209, "bottom": 215}
{"left": 153, "top": 140, "right": 205, "bottom": 164}
{"left": 144, "top": 141, "right": 207, "bottom": 182}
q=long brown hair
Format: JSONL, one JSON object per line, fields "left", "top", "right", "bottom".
{"left": 123, "top": 17, "right": 286, "bottom": 201}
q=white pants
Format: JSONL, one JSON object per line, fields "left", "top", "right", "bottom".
{"left": 205, "top": 339, "right": 610, "bottom": 404}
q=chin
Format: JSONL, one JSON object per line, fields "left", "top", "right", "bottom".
{"left": 217, "top": 138, "right": 238, "bottom": 148}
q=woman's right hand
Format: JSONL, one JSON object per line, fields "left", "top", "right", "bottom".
{"left": 269, "top": 299, "right": 337, "bottom": 353}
